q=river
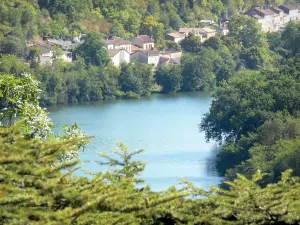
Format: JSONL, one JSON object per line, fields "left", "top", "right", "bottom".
{"left": 48, "top": 92, "right": 222, "bottom": 191}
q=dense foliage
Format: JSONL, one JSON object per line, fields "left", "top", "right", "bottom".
{"left": 201, "top": 22, "right": 300, "bottom": 186}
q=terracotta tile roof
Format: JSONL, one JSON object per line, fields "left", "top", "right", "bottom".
{"left": 131, "top": 45, "right": 142, "bottom": 52}
{"left": 136, "top": 35, "right": 154, "bottom": 43}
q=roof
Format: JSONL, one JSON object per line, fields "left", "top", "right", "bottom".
{"left": 34, "top": 43, "right": 53, "bottom": 54}
{"left": 179, "top": 27, "right": 215, "bottom": 34}
{"left": 48, "top": 39, "right": 72, "bottom": 47}
{"left": 170, "top": 57, "right": 181, "bottom": 65}
{"left": 108, "top": 49, "right": 129, "bottom": 57}
{"left": 133, "top": 49, "right": 160, "bottom": 55}
{"left": 108, "top": 49, "right": 121, "bottom": 57}
{"left": 167, "top": 32, "right": 186, "bottom": 38}
{"left": 201, "top": 27, "right": 216, "bottom": 33}
{"left": 131, "top": 45, "right": 143, "bottom": 52}
{"left": 279, "top": 4, "right": 298, "bottom": 11}
{"left": 104, "top": 37, "right": 131, "bottom": 46}
{"left": 271, "top": 7, "right": 283, "bottom": 13}
{"left": 135, "top": 35, "right": 154, "bottom": 43}
{"left": 254, "top": 7, "right": 276, "bottom": 16}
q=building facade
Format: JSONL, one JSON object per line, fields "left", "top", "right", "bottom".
{"left": 131, "top": 35, "right": 155, "bottom": 50}
{"left": 245, "top": 4, "right": 300, "bottom": 32}
{"left": 108, "top": 49, "right": 130, "bottom": 67}
{"left": 105, "top": 37, "right": 132, "bottom": 54}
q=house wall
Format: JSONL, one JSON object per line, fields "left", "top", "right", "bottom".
{"left": 147, "top": 54, "right": 160, "bottom": 67}
{"left": 174, "top": 37, "right": 185, "bottom": 43}
{"left": 39, "top": 52, "right": 54, "bottom": 65}
{"left": 142, "top": 43, "right": 154, "bottom": 50}
{"left": 119, "top": 50, "right": 130, "bottom": 64}
{"left": 132, "top": 37, "right": 154, "bottom": 49}
{"left": 57, "top": 52, "right": 72, "bottom": 63}
{"left": 289, "top": 9, "right": 298, "bottom": 20}
{"left": 111, "top": 53, "right": 120, "bottom": 67}
{"left": 118, "top": 44, "right": 132, "bottom": 54}
{"left": 107, "top": 44, "right": 114, "bottom": 50}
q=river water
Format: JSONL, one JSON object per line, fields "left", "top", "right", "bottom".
{"left": 48, "top": 92, "right": 222, "bottom": 191}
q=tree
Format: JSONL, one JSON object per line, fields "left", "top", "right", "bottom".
{"left": 228, "top": 15, "right": 265, "bottom": 48}
{"left": 0, "top": 73, "right": 53, "bottom": 138}
{"left": 200, "top": 70, "right": 274, "bottom": 142}
{"left": 0, "top": 54, "right": 29, "bottom": 76}
{"left": 75, "top": 32, "right": 110, "bottom": 67}
{"left": 281, "top": 21, "right": 300, "bottom": 55}
{"left": 118, "top": 63, "right": 143, "bottom": 96}
{"left": 180, "top": 33, "right": 202, "bottom": 53}
{"left": 181, "top": 50, "right": 216, "bottom": 91}
{"left": 155, "top": 64, "right": 182, "bottom": 93}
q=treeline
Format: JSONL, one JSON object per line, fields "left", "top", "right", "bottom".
{"left": 200, "top": 21, "right": 300, "bottom": 186}
{"left": 1, "top": 0, "right": 297, "bottom": 55}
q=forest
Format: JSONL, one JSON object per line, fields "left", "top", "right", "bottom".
{"left": 2, "top": 0, "right": 300, "bottom": 224}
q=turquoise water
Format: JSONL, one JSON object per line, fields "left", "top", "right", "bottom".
{"left": 48, "top": 92, "right": 222, "bottom": 191}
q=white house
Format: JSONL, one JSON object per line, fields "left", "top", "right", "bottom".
{"left": 245, "top": 4, "right": 300, "bottom": 32}
{"left": 131, "top": 35, "right": 155, "bottom": 50}
{"left": 178, "top": 27, "right": 216, "bottom": 42}
{"left": 131, "top": 49, "right": 182, "bottom": 67}
{"left": 131, "top": 49, "right": 160, "bottom": 67}
{"left": 108, "top": 49, "right": 130, "bottom": 67}
{"left": 57, "top": 51, "right": 72, "bottom": 63}
{"left": 36, "top": 43, "right": 54, "bottom": 65}
{"left": 105, "top": 37, "right": 132, "bottom": 54}
{"left": 166, "top": 32, "right": 186, "bottom": 43}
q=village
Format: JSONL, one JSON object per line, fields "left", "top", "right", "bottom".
{"left": 27, "top": 26, "right": 218, "bottom": 68}
{"left": 26, "top": 3, "right": 300, "bottom": 69}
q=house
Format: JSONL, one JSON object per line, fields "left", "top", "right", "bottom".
{"left": 105, "top": 37, "right": 132, "bottom": 54}
{"left": 131, "top": 49, "right": 160, "bottom": 67}
{"left": 279, "top": 4, "right": 299, "bottom": 20}
{"left": 166, "top": 32, "right": 186, "bottom": 43}
{"left": 245, "top": 5, "right": 300, "bottom": 32}
{"left": 178, "top": 27, "right": 216, "bottom": 41}
{"left": 48, "top": 39, "right": 73, "bottom": 51}
{"left": 131, "top": 49, "right": 182, "bottom": 67}
{"left": 35, "top": 43, "right": 54, "bottom": 65}
{"left": 131, "top": 35, "right": 155, "bottom": 50}
{"left": 108, "top": 49, "right": 130, "bottom": 67}
{"left": 57, "top": 51, "right": 73, "bottom": 63}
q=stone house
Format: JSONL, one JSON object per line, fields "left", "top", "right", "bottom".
{"left": 131, "top": 49, "right": 182, "bottom": 67}
{"left": 178, "top": 27, "right": 216, "bottom": 42}
{"left": 245, "top": 4, "right": 299, "bottom": 32}
{"left": 131, "top": 35, "right": 155, "bottom": 50}
{"left": 166, "top": 32, "right": 186, "bottom": 43}
{"left": 279, "top": 4, "right": 299, "bottom": 20}
{"left": 56, "top": 52, "right": 72, "bottom": 63}
{"left": 108, "top": 49, "right": 130, "bottom": 67}
{"left": 48, "top": 39, "right": 73, "bottom": 51}
{"left": 131, "top": 49, "right": 160, "bottom": 67}
{"left": 36, "top": 43, "right": 54, "bottom": 65}
{"left": 105, "top": 37, "right": 132, "bottom": 54}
